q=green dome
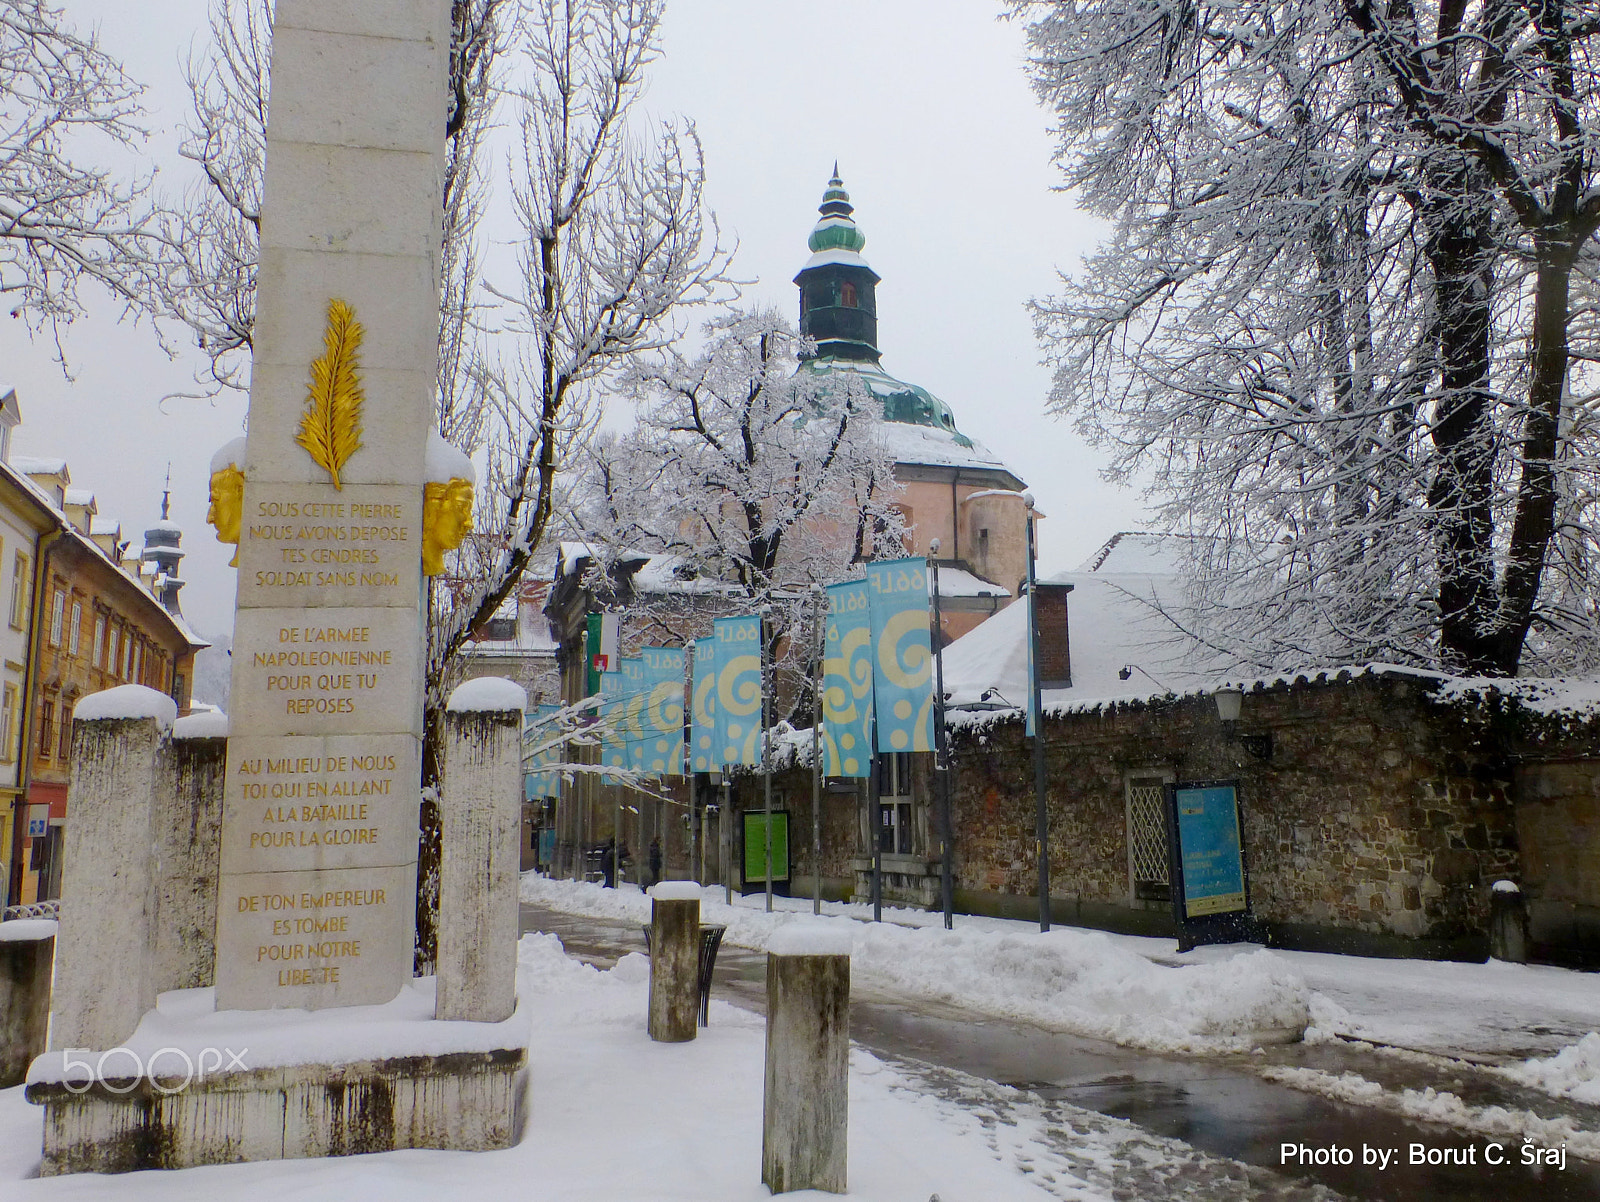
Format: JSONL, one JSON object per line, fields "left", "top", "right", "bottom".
{"left": 797, "top": 356, "right": 974, "bottom": 445}
{"left": 807, "top": 169, "right": 868, "bottom": 255}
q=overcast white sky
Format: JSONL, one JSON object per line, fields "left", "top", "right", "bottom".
{"left": 1, "top": 0, "right": 1136, "bottom": 637}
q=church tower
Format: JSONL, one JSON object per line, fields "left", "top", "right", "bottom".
{"left": 794, "top": 168, "right": 881, "bottom": 363}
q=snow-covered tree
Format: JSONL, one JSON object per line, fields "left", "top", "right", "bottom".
{"left": 1011, "top": 0, "right": 1600, "bottom": 677}
{"left": 0, "top": 0, "right": 165, "bottom": 325}
{"left": 570, "top": 308, "right": 904, "bottom": 711}
{"left": 427, "top": 0, "right": 734, "bottom": 694}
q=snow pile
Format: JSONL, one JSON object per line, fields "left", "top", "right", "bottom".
{"left": 72, "top": 685, "right": 177, "bottom": 729}
{"left": 446, "top": 677, "right": 527, "bottom": 713}
{"left": 520, "top": 875, "right": 1308, "bottom": 1051}
{"left": 1501, "top": 1032, "right": 1600, "bottom": 1106}
{"left": 768, "top": 922, "right": 852, "bottom": 957}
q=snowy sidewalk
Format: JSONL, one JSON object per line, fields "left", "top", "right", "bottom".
{"left": 0, "top": 933, "right": 1332, "bottom": 1200}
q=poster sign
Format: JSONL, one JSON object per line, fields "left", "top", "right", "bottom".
{"left": 27, "top": 804, "right": 48, "bottom": 840}
{"left": 1167, "top": 780, "right": 1255, "bottom": 948}
{"left": 742, "top": 810, "right": 790, "bottom": 886}
{"left": 640, "top": 645, "right": 686, "bottom": 777}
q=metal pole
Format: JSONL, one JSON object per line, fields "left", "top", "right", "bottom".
{"left": 870, "top": 712, "right": 882, "bottom": 922}
{"left": 762, "top": 608, "right": 774, "bottom": 914}
{"left": 1027, "top": 511, "right": 1050, "bottom": 932}
{"left": 930, "top": 554, "right": 954, "bottom": 930}
{"left": 811, "top": 586, "right": 824, "bottom": 916}
{"left": 721, "top": 778, "right": 731, "bottom": 906}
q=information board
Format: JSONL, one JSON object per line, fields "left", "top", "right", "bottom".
{"left": 1167, "top": 780, "right": 1256, "bottom": 949}
{"left": 742, "top": 810, "right": 790, "bottom": 885}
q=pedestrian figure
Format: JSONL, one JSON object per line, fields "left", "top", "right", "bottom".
{"left": 601, "top": 837, "right": 616, "bottom": 888}
{"left": 649, "top": 837, "right": 663, "bottom": 888}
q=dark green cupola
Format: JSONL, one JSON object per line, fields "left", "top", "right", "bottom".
{"left": 794, "top": 168, "right": 881, "bottom": 362}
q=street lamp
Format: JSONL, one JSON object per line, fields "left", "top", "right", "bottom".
{"left": 1213, "top": 685, "right": 1271, "bottom": 760}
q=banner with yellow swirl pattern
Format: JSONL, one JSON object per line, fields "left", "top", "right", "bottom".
{"left": 866, "top": 557, "right": 934, "bottom": 753}
{"left": 713, "top": 615, "right": 763, "bottom": 767}
{"left": 524, "top": 704, "right": 562, "bottom": 798}
{"left": 621, "top": 657, "right": 649, "bottom": 774}
{"left": 640, "top": 645, "right": 686, "bottom": 777}
{"left": 690, "top": 637, "right": 717, "bottom": 773}
{"left": 599, "top": 669, "right": 627, "bottom": 782}
{"left": 822, "top": 580, "right": 874, "bottom": 777}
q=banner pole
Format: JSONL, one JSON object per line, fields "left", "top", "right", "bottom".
{"left": 811, "top": 586, "right": 824, "bottom": 916}
{"left": 762, "top": 606, "right": 774, "bottom": 915}
{"left": 930, "top": 549, "right": 954, "bottom": 930}
{"left": 1027, "top": 508, "right": 1050, "bottom": 932}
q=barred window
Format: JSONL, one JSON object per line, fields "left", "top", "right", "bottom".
{"left": 1126, "top": 774, "right": 1171, "bottom": 902}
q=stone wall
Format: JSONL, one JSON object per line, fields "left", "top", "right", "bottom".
{"left": 946, "top": 673, "right": 1527, "bottom": 956}
{"left": 1514, "top": 759, "right": 1600, "bottom": 963}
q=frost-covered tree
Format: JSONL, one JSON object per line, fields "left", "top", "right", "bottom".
{"left": 1012, "top": 0, "right": 1600, "bottom": 676}
{"left": 571, "top": 309, "right": 903, "bottom": 710}
{"left": 0, "top": 0, "right": 165, "bottom": 324}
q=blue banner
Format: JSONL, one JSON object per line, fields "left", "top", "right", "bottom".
{"left": 1174, "top": 784, "right": 1247, "bottom": 917}
{"left": 866, "top": 557, "right": 934, "bottom": 753}
{"left": 524, "top": 703, "right": 562, "bottom": 798}
{"left": 640, "top": 645, "right": 686, "bottom": 777}
{"left": 821, "top": 580, "right": 873, "bottom": 777}
{"left": 621, "top": 657, "right": 648, "bottom": 774}
{"left": 599, "top": 669, "right": 628, "bottom": 779}
{"left": 691, "top": 637, "right": 717, "bottom": 773}
{"left": 713, "top": 615, "right": 763, "bottom": 767}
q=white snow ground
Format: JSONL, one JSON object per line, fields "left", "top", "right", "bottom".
{"left": 521, "top": 875, "right": 1600, "bottom": 1092}
{"left": 0, "top": 933, "right": 1324, "bottom": 1201}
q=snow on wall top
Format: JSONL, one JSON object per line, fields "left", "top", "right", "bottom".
{"left": 74, "top": 685, "right": 179, "bottom": 729}
{"left": 174, "top": 710, "right": 229, "bottom": 739}
{"left": 1433, "top": 674, "right": 1600, "bottom": 719}
{"left": 651, "top": 881, "right": 702, "bottom": 902}
{"left": 929, "top": 565, "right": 1010, "bottom": 599}
{"left": 447, "top": 676, "right": 528, "bottom": 713}
{"left": 767, "top": 922, "right": 853, "bottom": 957}
{"left": 0, "top": 919, "right": 57, "bottom": 943}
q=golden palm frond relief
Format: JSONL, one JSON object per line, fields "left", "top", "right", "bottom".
{"left": 296, "top": 298, "right": 365, "bottom": 490}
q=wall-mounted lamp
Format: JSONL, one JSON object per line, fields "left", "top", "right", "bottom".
{"left": 1213, "top": 686, "right": 1271, "bottom": 760}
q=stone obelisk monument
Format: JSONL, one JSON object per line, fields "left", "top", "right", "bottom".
{"left": 215, "top": 0, "right": 447, "bottom": 1010}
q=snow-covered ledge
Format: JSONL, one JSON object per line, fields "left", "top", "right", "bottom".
{"left": 173, "top": 710, "right": 229, "bottom": 739}
{"left": 446, "top": 676, "right": 528, "bottom": 713}
{"left": 73, "top": 684, "right": 177, "bottom": 729}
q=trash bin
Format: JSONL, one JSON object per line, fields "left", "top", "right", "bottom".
{"left": 642, "top": 922, "right": 727, "bottom": 1027}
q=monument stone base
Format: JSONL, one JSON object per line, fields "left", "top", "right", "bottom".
{"left": 27, "top": 1046, "right": 526, "bottom": 1175}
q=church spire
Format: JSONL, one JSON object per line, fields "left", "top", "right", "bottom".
{"left": 794, "top": 169, "right": 881, "bottom": 362}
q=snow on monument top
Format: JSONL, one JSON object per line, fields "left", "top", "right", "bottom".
{"left": 447, "top": 677, "right": 528, "bottom": 713}
{"left": 651, "top": 881, "right": 702, "bottom": 902}
{"left": 174, "top": 710, "right": 230, "bottom": 739}
{"left": 210, "top": 436, "right": 247, "bottom": 475}
{"left": 73, "top": 684, "right": 178, "bottom": 730}
{"left": 767, "top": 922, "right": 853, "bottom": 957}
{"left": 426, "top": 429, "right": 476, "bottom": 485}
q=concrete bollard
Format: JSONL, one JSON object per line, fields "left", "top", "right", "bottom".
{"left": 762, "top": 923, "right": 852, "bottom": 1195}
{"left": 51, "top": 687, "right": 177, "bottom": 1052}
{"left": 648, "top": 883, "right": 702, "bottom": 1042}
{"left": 438, "top": 678, "right": 527, "bottom": 1023}
{"left": 1489, "top": 880, "right": 1530, "bottom": 964}
{"left": 0, "top": 921, "right": 55, "bottom": 1086}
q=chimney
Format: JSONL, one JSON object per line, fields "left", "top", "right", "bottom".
{"left": 1034, "top": 582, "right": 1073, "bottom": 689}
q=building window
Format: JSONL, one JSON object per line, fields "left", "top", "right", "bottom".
{"left": 7, "top": 553, "right": 24, "bottom": 629}
{"left": 840, "top": 281, "right": 857, "bottom": 307}
{"left": 57, "top": 703, "right": 71, "bottom": 761}
{"left": 67, "top": 600, "right": 82, "bottom": 657}
{"left": 108, "top": 626, "right": 121, "bottom": 679}
{"left": 39, "top": 699, "right": 53, "bottom": 760}
{"left": 0, "top": 684, "right": 15, "bottom": 763}
{"left": 1125, "top": 773, "right": 1173, "bottom": 902}
{"left": 876, "top": 752, "right": 914, "bottom": 856}
{"left": 48, "top": 588, "right": 64, "bottom": 647}
{"left": 92, "top": 614, "right": 105, "bottom": 668}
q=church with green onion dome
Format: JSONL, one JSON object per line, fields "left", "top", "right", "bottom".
{"left": 793, "top": 169, "right": 1037, "bottom": 641}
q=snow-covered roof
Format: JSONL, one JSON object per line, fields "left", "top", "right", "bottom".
{"left": 929, "top": 565, "right": 1010, "bottom": 599}
{"left": 630, "top": 553, "right": 745, "bottom": 598}
{"left": 62, "top": 487, "right": 94, "bottom": 508}
{"left": 556, "top": 541, "right": 649, "bottom": 579}
{"left": 878, "top": 421, "right": 1017, "bottom": 477}
{"left": 801, "top": 247, "right": 874, "bottom": 272}
{"left": 146, "top": 519, "right": 182, "bottom": 535}
{"left": 12, "top": 454, "right": 67, "bottom": 475}
{"left": 88, "top": 517, "right": 120, "bottom": 537}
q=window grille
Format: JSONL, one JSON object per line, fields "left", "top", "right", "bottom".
{"left": 1127, "top": 776, "right": 1170, "bottom": 901}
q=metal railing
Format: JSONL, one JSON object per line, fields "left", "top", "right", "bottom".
{"left": 2, "top": 900, "right": 59, "bottom": 921}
